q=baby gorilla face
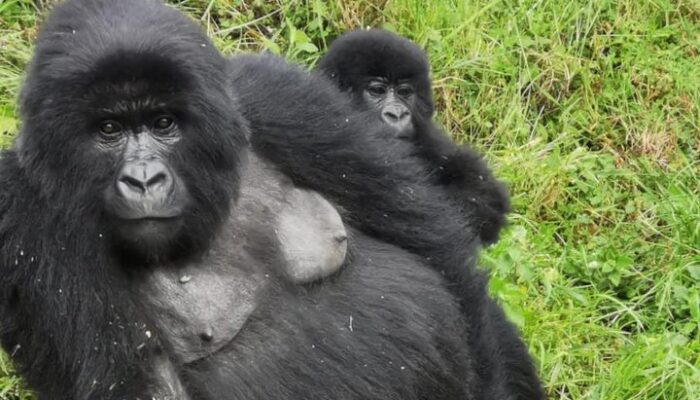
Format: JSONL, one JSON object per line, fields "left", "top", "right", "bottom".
{"left": 361, "top": 79, "right": 417, "bottom": 138}
{"left": 276, "top": 188, "right": 348, "bottom": 283}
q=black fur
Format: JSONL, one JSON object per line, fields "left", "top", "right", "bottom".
{"left": 316, "top": 29, "right": 510, "bottom": 245}
{"left": 0, "top": 1, "right": 543, "bottom": 399}
{"left": 234, "top": 53, "right": 545, "bottom": 400}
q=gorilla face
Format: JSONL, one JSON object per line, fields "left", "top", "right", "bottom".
{"left": 67, "top": 65, "right": 242, "bottom": 261}
{"left": 98, "top": 99, "right": 192, "bottom": 252}
{"left": 16, "top": 18, "right": 247, "bottom": 262}
{"left": 362, "top": 78, "right": 417, "bottom": 137}
{"left": 315, "top": 29, "right": 434, "bottom": 141}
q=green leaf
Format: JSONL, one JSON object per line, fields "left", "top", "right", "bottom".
{"left": 688, "top": 264, "right": 700, "bottom": 281}
{"left": 0, "top": 115, "right": 17, "bottom": 135}
{"left": 297, "top": 42, "right": 318, "bottom": 54}
{"left": 502, "top": 302, "right": 525, "bottom": 328}
{"left": 689, "top": 291, "right": 699, "bottom": 322}
{"left": 291, "top": 29, "right": 311, "bottom": 45}
{"left": 260, "top": 37, "right": 281, "bottom": 55}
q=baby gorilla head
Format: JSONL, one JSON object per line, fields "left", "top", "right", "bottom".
{"left": 316, "top": 29, "right": 435, "bottom": 138}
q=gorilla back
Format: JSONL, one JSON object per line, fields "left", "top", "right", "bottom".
{"left": 0, "top": 0, "right": 476, "bottom": 398}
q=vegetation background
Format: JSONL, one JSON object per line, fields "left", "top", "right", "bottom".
{"left": 0, "top": 0, "right": 698, "bottom": 399}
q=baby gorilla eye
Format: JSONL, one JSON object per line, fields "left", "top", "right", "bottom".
{"left": 367, "top": 83, "right": 387, "bottom": 97}
{"left": 99, "top": 121, "right": 122, "bottom": 138}
{"left": 154, "top": 116, "right": 175, "bottom": 132}
{"left": 396, "top": 85, "right": 414, "bottom": 98}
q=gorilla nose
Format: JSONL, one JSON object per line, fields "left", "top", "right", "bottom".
{"left": 381, "top": 105, "right": 411, "bottom": 128}
{"left": 117, "top": 160, "right": 173, "bottom": 200}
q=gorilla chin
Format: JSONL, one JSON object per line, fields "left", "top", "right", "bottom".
{"left": 104, "top": 185, "right": 192, "bottom": 260}
{"left": 108, "top": 217, "right": 185, "bottom": 261}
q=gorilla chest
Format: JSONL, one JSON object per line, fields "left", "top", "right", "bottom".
{"left": 137, "top": 263, "right": 267, "bottom": 363}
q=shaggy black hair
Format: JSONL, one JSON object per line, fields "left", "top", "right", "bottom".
{"left": 0, "top": 1, "right": 542, "bottom": 399}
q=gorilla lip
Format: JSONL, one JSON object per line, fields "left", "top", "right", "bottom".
{"left": 119, "top": 214, "right": 182, "bottom": 221}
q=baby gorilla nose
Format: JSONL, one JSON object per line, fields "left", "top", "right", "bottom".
{"left": 117, "top": 160, "right": 173, "bottom": 201}
{"left": 381, "top": 104, "right": 412, "bottom": 134}
{"left": 382, "top": 107, "right": 409, "bottom": 123}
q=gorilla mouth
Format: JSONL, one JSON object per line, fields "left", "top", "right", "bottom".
{"left": 112, "top": 216, "right": 188, "bottom": 259}
{"left": 108, "top": 212, "right": 185, "bottom": 236}
{"left": 106, "top": 196, "right": 188, "bottom": 221}
{"left": 118, "top": 216, "right": 184, "bottom": 231}
{"left": 396, "top": 129, "right": 414, "bottom": 140}
{"left": 120, "top": 214, "right": 183, "bottom": 221}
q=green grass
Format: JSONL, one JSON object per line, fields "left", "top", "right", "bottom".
{"left": 1, "top": 0, "right": 698, "bottom": 399}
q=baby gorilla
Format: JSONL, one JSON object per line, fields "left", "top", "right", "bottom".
{"left": 316, "top": 29, "right": 509, "bottom": 245}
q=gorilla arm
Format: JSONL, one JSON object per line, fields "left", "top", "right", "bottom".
{"left": 0, "top": 154, "right": 187, "bottom": 400}
{"left": 229, "top": 54, "right": 480, "bottom": 281}
{"left": 412, "top": 120, "right": 510, "bottom": 245}
{"left": 228, "top": 55, "right": 545, "bottom": 400}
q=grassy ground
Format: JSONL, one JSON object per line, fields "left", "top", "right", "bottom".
{"left": 0, "top": 0, "right": 698, "bottom": 399}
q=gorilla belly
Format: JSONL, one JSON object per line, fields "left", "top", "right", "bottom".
{"left": 138, "top": 264, "right": 267, "bottom": 363}
{"left": 154, "top": 234, "right": 475, "bottom": 399}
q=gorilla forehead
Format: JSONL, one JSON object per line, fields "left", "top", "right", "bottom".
{"left": 20, "top": 0, "right": 229, "bottom": 116}
{"left": 317, "top": 29, "right": 431, "bottom": 89}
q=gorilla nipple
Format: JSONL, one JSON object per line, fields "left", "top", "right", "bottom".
{"left": 335, "top": 234, "right": 348, "bottom": 244}
{"left": 200, "top": 328, "right": 214, "bottom": 342}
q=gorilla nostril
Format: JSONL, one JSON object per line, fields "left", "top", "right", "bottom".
{"left": 119, "top": 175, "right": 147, "bottom": 193}
{"left": 383, "top": 111, "right": 399, "bottom": 122}
{"left": 145, "top": 172, "right": 169, "bottom": 189}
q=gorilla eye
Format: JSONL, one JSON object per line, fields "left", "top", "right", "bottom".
{"left": 367, "top": 84, "right": 387, "bottom": 97}
{"left": 397, "top": 86, "right": 414, "bottom": 97}
{"left": 154, "top": 116, "right": 175, "bottom": 131}
{"left": 99, "top": 121, "right": 122, "bottom": 137}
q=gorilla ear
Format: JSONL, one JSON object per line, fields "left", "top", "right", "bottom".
{"left": 276, "top": 189, "right": 348, "bottom": 283}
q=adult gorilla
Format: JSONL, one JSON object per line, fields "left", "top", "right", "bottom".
{"left": 0, "top": 1, "right": 541, "bottom": 400}
{"left": 315, "top": 29, "right": 510, "bottom": 245}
